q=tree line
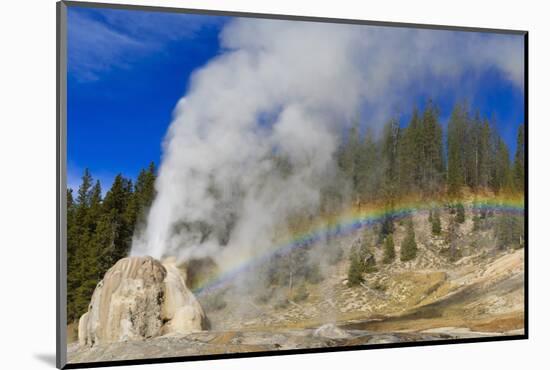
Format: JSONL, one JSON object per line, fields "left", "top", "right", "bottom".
{"left": 336, "top": 101, "right": 525, "bottom": 206}
{"left": 337, "top": 101, "right": 524, "bottom": 287}
{"left": 67, "top": 163, "right": 156, "bottom": 323}
{"left": 66, "top": 101, "right": 525, "bottom": 320}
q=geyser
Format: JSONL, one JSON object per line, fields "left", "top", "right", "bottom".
{"left": 131, "top": 18, "right": 523, "bottom": 273}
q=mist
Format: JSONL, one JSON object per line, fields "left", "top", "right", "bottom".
{"left": 130, "top": 18, "right": 523, "bottom": 274}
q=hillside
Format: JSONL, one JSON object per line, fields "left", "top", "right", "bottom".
{"left": 68, "top": 205, "right": 524, "bottom": 364}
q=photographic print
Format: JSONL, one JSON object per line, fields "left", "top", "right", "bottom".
{"left": 58, "top": 1, "right": 527, "bottom": 367}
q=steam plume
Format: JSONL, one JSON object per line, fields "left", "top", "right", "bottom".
{"left": 131, "top": 18, "right": 523, "bottom": 270}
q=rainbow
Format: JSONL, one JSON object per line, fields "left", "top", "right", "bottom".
{"left": 193, "top": 194, "right": 524, "bottom": 296}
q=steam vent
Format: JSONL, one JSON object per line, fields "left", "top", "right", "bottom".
{"left": 78, "top": 256, "right": 206, "bottom": 346}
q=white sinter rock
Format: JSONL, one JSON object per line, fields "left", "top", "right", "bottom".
{"left": 78, "top": 256, "right": 207, "bottom": 346}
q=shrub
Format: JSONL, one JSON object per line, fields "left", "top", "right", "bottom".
{"left": 347, "top": 242, "right": 377, "bottom": 286}
{"left": 495, "top": 214, "right": 524, "bottom": 249}
{"left": 431, "top": 209, "right": 442, "bottom": 235}
{"left": 347, "top": 253, "right": 364, "bottom": 286}
{"left": 291, "top": 284, "right": 309, "bottom": 302}
{"left": 473, "top": 215, "right": 481, "bottom": 231}
{"left": 378, "top": 215, "right": 395, "bottom": 242}
{"left": 400, "top": 219, "right": 418, "bottom": 262}
{"left": 383, "top": 234, "right": 396, "bottom": 264}
{"left": 456, "top": 203, "right": 465, "bottom": 223}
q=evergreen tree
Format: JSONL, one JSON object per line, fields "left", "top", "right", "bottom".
{"left": 86, "top": 180, "right": 102, "bottom": 234}
{"left": 467, "top": 112, "right": 482, "bottom": 188}
{"left": 421, "top": 101, "right": 445, "bottom": 191}
{"left": 447, "top": 104, "right": 468, "bottom": 195}
{"left": 400, "top": 219, "right": 418, "bottom": 262}
{"left": 66, "top": 188, "right": 77, "bottom": 322}
{"left": 338, "top": 118, "right": 361, "bottom": 194}
{"left": 66, "top": 164, "right": 156, "bottom": 323}
{"left": 67, "top": 169, "right": 95, "bottom": 322}
{"left": 383, "top": 234, "right": 396, "bottom": 264}
{"left": 382, "top": 118, "right": 401, "bottom": 190}
{"left": 455, "top": 203, "right": 465, "bottom": 224}
{"left": 513, "top": 124, "right": 525, "bottom": 191}
{"left": 478, "top": 119, "right": 492, "bottom": 188}
{"left": 495, "top": 214, "right": 525, "bottom": 249}
{"left": 380, "top": 118, "right": 400, "bottom": 236}
{"left": 493, "top": 138, "right": 513, "bottom": 192}
{"left": 445, "top": 216, "right": 462, "bottom": 261}
{"left": 76, "top": 168, "right": 93, "bottom": 207}
{"left": 101, "top": 174, "right": 135, "bottom": 267}
{"left": 135, "top": 162, "right": 157, "bottom": 213}
{"left": 398, "top": 107, "right": 422, "bottom": 192}
{"left": 347, "top": 252, "right": 364, "bottom": 286}
{"left": 431, "top": 208, "right": 442, "bottom": 235}
{"left": 356, "top": 128, "right": 381, "bottom": 203}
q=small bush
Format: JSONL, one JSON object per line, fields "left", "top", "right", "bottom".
{"left": 291, "top": 284, "right": 309, "bottom": 302}
{"left": 347, "top": 242, "right": 377, "bottom": 286}
{"left": 431, "top": 209, "right": 442, "bottom": 235}
{"left": 382, "top": 234, "right": 396, "bottom": 264}
{"left": 456, "top": 203, "right": 465, "bottom": 223}
{"left": 347, "top": 253, "right": 364, "bottom": 286}
{"left": 400, "top": 219, "right": 418, "bottom": 262}
{"left": 473, "top": 215, "right": 481, "bottom": 231}
{"left": 495, "top": 214, "right": 524, "bottom": 249}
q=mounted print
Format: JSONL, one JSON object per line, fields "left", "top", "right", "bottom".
{"left": 56, "top": 1, "right": 528, "bottom": 368}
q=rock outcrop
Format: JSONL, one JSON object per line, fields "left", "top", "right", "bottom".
{"left": 160, "top": 258, "right": 206, "bottom": 335}
{"left": 78, "top": 256, "right": 206, "bottom": 346}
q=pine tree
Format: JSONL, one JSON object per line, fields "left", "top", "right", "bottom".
{"left": 398, "top": 107, "right": 422, "bottom": 193}
{"left": 86, "top": 180, "right": 102, "bottom": 234}
{"left": 478, "top": 119, "right": 492, "bottom": 188}
{"left": 76, "top": 169, "right": 93, "bottom": 207}
{"left": 455, "top": 203, "right": 465, "bottom": 224}
{"left": 347, "top": 252, "right": 364, "bottom": 286}
{"left": 381, "top": 118, "right": 400, "bottom": 236}
{"left": 338, "top": 118, "right": 361, "bottom": 195}
{"left": 101, "top": 174, "right": 135, "bottom": 267}
{"left": 446, "top": 217, "right": 461, "bottom": 262}
{"left": 66, "top": 188, "right": 77, "bottom": 322}
{"left": 466, "top": 112, "right": 481, "bottom": 188}
{"left": 494, "top": 138, "right": 513, "bottom": 192}
{"left": 383, "top": 234, "right": 396, "bottom": 264}
{"left": 67, "top": 169, "right": 94, "bottom": 322}
{"left": 513, "top": 124, "right": 525, "bottom": 191}
{"left": 400, "top": 219, "right": 418, "bottom": 262}
{"left": 66, "top": 165, "right": 156, "bottom": 323}
{"left": 495, "top": 214, "right": 524, "bottom": 250}
{"left": 421, "top": 101, "right": 445, "bottom": 192}
{"left": 382, "top": 118, "right": 400, "bottom": 189}
{"left": 431, "top": 208, "right": 442, "bottom": 235}
{"left": 447, "top": 104, "right": 468, "bottom": 195}
{"left": 356, "top": 128, "right": 381, "bottom": 203}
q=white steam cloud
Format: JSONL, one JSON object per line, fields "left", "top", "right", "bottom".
{"left": 131, "top": 18, "right": 523, "bottom": 269}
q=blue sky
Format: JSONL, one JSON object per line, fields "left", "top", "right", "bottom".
{"left": 67, "top": 6, "right": 524, "bottom": 192}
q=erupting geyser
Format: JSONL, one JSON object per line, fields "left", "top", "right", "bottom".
{"left": 130, "top": 18, "right": 523, "bottom": 274}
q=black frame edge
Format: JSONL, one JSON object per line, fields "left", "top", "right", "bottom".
{"left": 64, "top": 334, "right": 528, "bottom": 369}
{"left": 523, "top": 32, "right": 530, "bottom": 339}
{"left": 61, "top": 0, "right": 527, "bottom": 35}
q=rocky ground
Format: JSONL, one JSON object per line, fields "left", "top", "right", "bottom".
{"left": 68, "top": 208, "right": 525, "bottom": 364}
